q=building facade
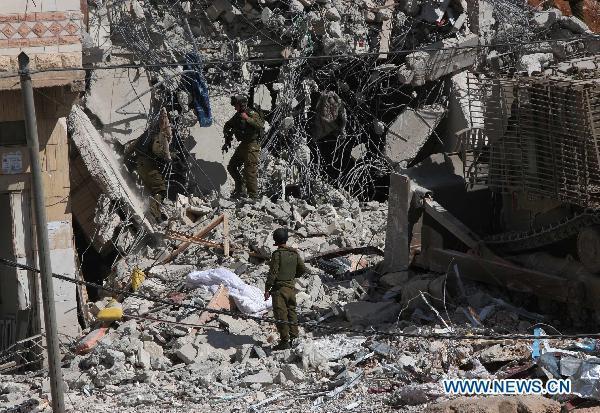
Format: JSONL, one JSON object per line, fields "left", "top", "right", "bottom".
{"left": 0, "top": 0, "right": 84, "bottom": 353}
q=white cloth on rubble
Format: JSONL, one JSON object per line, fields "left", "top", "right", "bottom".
{"left": 186, "top": 267, "right": 272, "bottom": 314}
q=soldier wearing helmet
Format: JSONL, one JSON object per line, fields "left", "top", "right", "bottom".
{"left": 264, "top": 228, "right": 307, "bottom": 350}
{"left": 222, "top": 94, "right": 265, "bottom": 199}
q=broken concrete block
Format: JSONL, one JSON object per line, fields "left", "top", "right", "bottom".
{"left": 281, "top": 364, "right": 306, "bottom": 383}
{"left": 325, "top": 6, "right": 341, "bottom": 21}
{"left": 136, "top": 346, "right": 151, "bottom": 370}
{"left": 242, "top": 370, "right": 273, "bottom": 385}
{"left": 519, "top": 53, "right": 554, "bottom": 75}
{"left": 68, "top": 106, "right": 153, "bottom": 234}
{"left": 206, "top": 0, "right": 233, "bottom": 20}
{"left": 175, "top": 343, "right": 198, "bottom": 365}
{"left": 143, "top": 341, "right": 167, "bottom": 370}
{"left": 344, "top": 301, "right": 402, "bottom": 326}
{"left": 385, "top": 104, "right": 446, "bottom": 165}
{"left": 533, "top": 10, "right": 559, "bottom": 30}
{"left": 85, "top": 69, "right": 151, "bottom": 146}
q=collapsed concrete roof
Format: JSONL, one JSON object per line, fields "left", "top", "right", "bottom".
{"left": 68, "top": 106, "right": 154, "bottom": 235}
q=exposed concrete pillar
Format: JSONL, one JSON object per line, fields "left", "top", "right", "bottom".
{"left": 384, "top": 174, "right": 411, "bottom": 273}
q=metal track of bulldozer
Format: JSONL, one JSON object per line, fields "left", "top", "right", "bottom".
{"left": 483, "top": 210, "right": 600, "bottom": 253}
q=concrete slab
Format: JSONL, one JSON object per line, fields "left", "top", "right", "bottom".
{"left": 85, "top": 68, "right": 152, "bottom": 145}
{"left": 385, "top": 104, "right": 446, "bottom": 165}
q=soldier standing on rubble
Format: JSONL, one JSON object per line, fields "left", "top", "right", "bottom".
{"left": 222, "top": 94, "right": 264, "bottom": 200}
{"left": 125, "top": 107, "right": 173, "bottom": 221}
{"left": 264, "top": 228, "right": 307, "bottom": 350}
{"left": 545, "top": 0, "right": 586, "bottom": 22}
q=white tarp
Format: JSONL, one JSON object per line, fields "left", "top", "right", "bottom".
{"left": 186, "top": 267, "right": 272, "bottom": 315}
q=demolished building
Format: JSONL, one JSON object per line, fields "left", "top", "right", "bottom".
{"left": 3, "top": 0, "right": 600, "bottom": 411}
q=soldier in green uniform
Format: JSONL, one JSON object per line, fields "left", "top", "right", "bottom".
{"left": 125, "top": 108, "right": 172, "bottom": 221}
{"left": 264, "top": 228, "right": 307, "bottom": 350}
{"left": 544, "top": 0, "right": 585, "bottom": 21}
{"left": 569, "top": 0, "right": 585, "bottom": 21}
{"left": 222, "top": 95, "right": 264, "bottom": 199}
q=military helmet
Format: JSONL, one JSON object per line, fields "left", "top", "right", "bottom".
{"left": 231, "top": 94, "right": 248, "bottom": 107}
{"left": 273, "top": 228, "right": 289, "bottom": 246}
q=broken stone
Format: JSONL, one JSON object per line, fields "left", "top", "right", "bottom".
{"left": 242, "top": 370, "right": 273, "bottom": 386}
{"left": 175, "top": 343, "right": 198, "bottom": 365}
{"left": 135, "top": 346, "right": 151, "bottom": 370}
{"left": 385, "top": 104, "right": 446, "bottom": 165}
{"left": 344, "top": 301, "right": 402, "bottom": 326}
{"left": 281, "top": 363, "right": 306, "bottom": 383}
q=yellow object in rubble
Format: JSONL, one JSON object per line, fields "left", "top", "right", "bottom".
{"left": 96, "top": 299, "right": 123, "bottom": 322}
{"left": 130, "top": 267, "right": 146, "bottom": 292}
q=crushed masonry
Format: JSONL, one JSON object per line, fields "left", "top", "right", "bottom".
{"left": 2, "top": 0, "right": 600, "bottom": 412}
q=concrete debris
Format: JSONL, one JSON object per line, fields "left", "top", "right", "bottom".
{"left": 3, "top": 0, "right": 600, "bottom": 411}
{"left": 344, "top": 301, "right": 402, "bottom": 326}
{"left": 385, "top": 104, "right": 447, "bottom": 166}
{"left": 68, "top": 106, "right": 153, "bottom": 234}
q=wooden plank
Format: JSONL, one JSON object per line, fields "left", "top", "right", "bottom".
{"left": 197, "top": 284, "right": 232, "bottom": 325}
{"left": 160, "top": 214, "right": 224, "bottom": 264}
{"left": 223, "top": 213, "right": 230, "bottom": 257}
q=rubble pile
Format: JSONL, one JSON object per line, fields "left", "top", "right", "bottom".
{"left": 2, "top": 0, "right": 600, "bottom": 411}
{"left": 4, "top": 193, "right": 600, "bottom": 412}
{"left": 82, "top": 0, "right": 600, "bottom": 205}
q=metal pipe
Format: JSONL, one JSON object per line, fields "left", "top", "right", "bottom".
{"left": 18, "top": 52, "right": 66, "bottom": 413}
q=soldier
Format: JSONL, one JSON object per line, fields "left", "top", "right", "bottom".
{"left": 569, "top": 0, "right": 585, "bottom": 22}
{"left": 544, "top": 0, "right": 585, "bottom": 22}
{"left": 264, "top": 228, "right": 307, "bottom": 350}
{"left": 125, "top": 107, "right": 173, "bottom": 221}
{"left": 222, "top": 95, "right": 264, "bottom": 199}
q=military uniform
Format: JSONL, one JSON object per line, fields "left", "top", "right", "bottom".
{"left": 127, "top": 108, "right": 172, "bottom": 220}
{"left": 223, "top": 109, "right": 264, "bottom": 198}
{"left": 569, "top": 0, "right": 585, "bottom": 21}
{"left": 544, "top": 0, "right": 585, "bottom": 21}
{"left": 266, "top": 246, "right": 307, "bottom": 345}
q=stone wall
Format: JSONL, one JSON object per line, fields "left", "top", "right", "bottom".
{"left": 0, "top": 0, "right": 82, "bottom": 72}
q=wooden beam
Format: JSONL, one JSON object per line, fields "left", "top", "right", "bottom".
{"left": 160, "top": 214, "right": 224, "bottom": 264}
{"left": 223, "top": 213, "right": 230, "bottom": 257}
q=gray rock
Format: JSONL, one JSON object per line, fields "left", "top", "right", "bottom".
{"left": 344, "top": 301, "right": 402, "bottom": 326}
{"left": 281, "top": 364, "right": 306, "bottom": 383}
{"left": 532, "top": 10, "right": 558, "bottom": 29}
{"left": 242, "top": 370, "right": 273, "bottom": 385}
{"left": 175, "top": 343, "right": 198, "bottom": 365}
{"left": 117, "top": 320, "right": 139, "bottom": 338}
{"left": 143, "top": 341, "right": 169, "bottom": 370}
{"left": 99, "top": 347, "right": 126, "bottom": 368}
{"left": 0, "top": 382, "right": 29, "bottom": 394}
{"left": 324, "top": 6, "right": 341, "bottom": 21}
{"left": 136, "top": 346, "right": 151, "bottom": 370}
